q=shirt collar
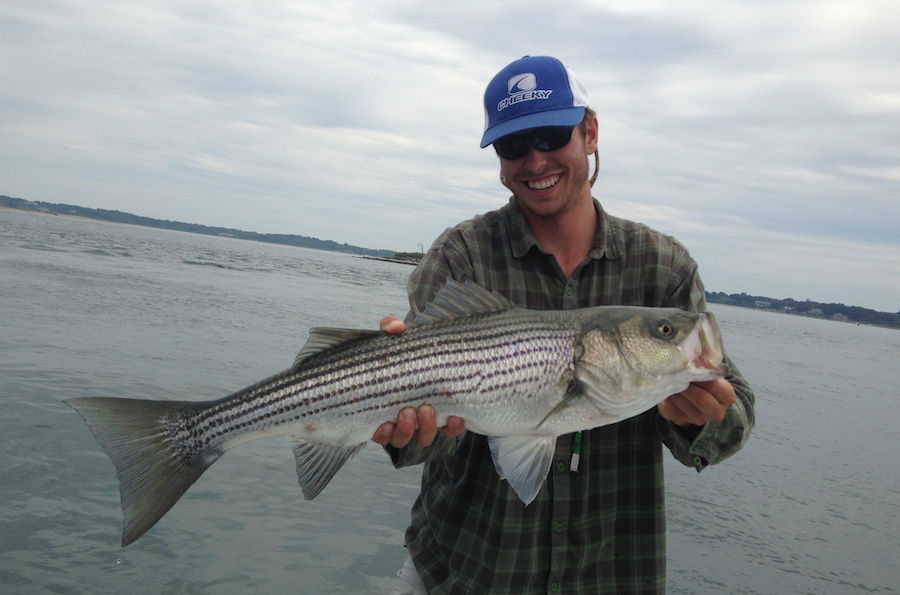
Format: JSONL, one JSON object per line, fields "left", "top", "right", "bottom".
{"left": 506, "top": 197, "right": 621, "bottom": 261}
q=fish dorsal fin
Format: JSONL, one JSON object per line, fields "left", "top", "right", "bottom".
{"left": 294, "top": 328, "right": 382, "bottom": 367}
{"left": 487, "top": 434, "right": 557, "bottom": 505}
{"left": 413, "top": 279, "right": 515, "bottom": 325}
{"left": 290, "top": 439, "right": 367, "bottom": 500}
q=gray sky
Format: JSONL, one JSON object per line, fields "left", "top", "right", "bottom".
{"left": 2, "top": 0, "right": 898, "bottom": 312}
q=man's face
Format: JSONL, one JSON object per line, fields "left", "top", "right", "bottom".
{"left": 496, "top": 117, "right": 599, "bottom": 220}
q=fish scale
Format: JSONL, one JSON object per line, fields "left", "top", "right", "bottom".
{"left": 66, "top": 279, "right": 726, "bottom": 546}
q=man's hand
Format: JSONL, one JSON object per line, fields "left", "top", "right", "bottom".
{"left": 371, "top": 404, "right": 467, "bottom": 448}
{"left": 370, "top": 316, "right": 466, "bottom": 448}
{"left": 658, "top": 378, "right": 737, "bottom": 427}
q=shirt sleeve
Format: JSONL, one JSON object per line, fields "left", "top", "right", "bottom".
{"left": 384, "top": 229, "right": 475, "bottom": 469}
{"left": 657, "top": 354, "right": 756, "bottom": 471}
{"left": 656, "top": 246, "right": 756, "bottom": 471}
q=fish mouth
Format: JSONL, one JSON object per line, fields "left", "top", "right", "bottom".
{"left": 678, "top": 312, "right": 726, "bottom": 376}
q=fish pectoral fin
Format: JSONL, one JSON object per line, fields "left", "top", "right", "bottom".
{"left": 534, "top": 380, "right": 585, "bottom": 429}
{"left": 487, "top": 435, "right": 557, "bottom": 505}
{"left": 294, "top": 328, "right": 382, "bottom": 367}
{"left": 290, "top": 439, "right": 366, "bottom": 500}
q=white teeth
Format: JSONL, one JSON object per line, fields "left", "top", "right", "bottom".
{"left": 528, "top": 176, "right": 560, "bottom": 190}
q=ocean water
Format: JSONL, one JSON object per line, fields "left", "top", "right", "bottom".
{"left": 1, "top": 208, "right": 897, "bottom": 594}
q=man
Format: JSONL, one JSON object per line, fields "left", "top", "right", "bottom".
{"left": 373, "top": 55, "right": 755, "bottom": 594}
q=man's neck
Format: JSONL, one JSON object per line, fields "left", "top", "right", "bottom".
{"left": 522, "top": 195, "right": 598, "bottom": 279}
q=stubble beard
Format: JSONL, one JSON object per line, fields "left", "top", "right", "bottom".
{"left": 514, "top": 154, "right": 591, "bottom": 221}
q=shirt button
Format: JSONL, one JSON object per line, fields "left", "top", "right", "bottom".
{"left": 556, "top": 462, "right": 566, "bottom": 472}
{"left": 565, "top": 286, "right": 574, "bottom": 296}
{"left": 555, "top": 522, "right": 565, "bottom": 532}
{"left": 550, "top": 582, "right": 560, "bottom": 592}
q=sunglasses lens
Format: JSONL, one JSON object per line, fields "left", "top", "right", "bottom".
{"left": 493, "top": 136, "right": 528, "bottom": 160}
{"left": 493, "top": 126, "right": 574, "bottom": 160}
{"left": 534, "top": 127, "right": 574, "bottom": 151}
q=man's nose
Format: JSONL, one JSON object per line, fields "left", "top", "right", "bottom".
{"left": 522, "top": 146, "right": 549, "bottom": 172}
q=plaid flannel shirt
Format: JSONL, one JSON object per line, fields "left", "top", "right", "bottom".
{"left": 387, "top": 197, "right": 755, "bottom": 594}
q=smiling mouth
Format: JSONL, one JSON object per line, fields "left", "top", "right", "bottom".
{"left": 527, "top": 175, "right": 560, "bottom": 191}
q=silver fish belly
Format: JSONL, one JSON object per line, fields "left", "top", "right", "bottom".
{"left": 67, "top": 280, "right": 725, "bottom": 546}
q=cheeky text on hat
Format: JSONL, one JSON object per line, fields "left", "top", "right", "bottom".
{"left": 497, "top": 73, "right": 554, "bottom": 111}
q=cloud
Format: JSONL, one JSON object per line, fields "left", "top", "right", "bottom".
{"left": 1, "top": 0, "right": 898, "bottom": 311}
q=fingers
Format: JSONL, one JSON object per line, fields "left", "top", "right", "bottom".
{"left": 380, "top": 316, "right": 406, "bottom": 335}
{"left": 442, "top": 415, "right": 466, "bottom": 438}
{"left": 369, "top": 405, "right": 427, "bottom": 448}
{"left": 371, "top": 406, "right": 417, "bottom": 446}
{"left": 658, "top": 392, "right": 705, "bottom": 427}
{"left": 414, "top": 405, "right": 438, "bottom": 447}
{"left": 372, "top": 421, "right": 396, "bottom": 446}
{"left": 659, "top": 379, "right": 737, "bottom": 427}
{"left": 370, "top": 406, "right": 466, "bottom": 447}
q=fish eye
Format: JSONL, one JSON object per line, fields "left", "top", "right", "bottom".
{"left": 657, "top": 320, "right": 675, "bottom": 337}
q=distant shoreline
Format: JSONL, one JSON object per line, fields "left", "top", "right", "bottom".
{"left": 1, "top": 200, "right": 896, "bottom": 328}
{"left": 710, "top": 301, "right": 894, "bottom": 330}
{"left": 0, "top": 197, "right": 397, "bottom": 259}
{"left": 358, "top": 256, "right": 419, "bottom": 266}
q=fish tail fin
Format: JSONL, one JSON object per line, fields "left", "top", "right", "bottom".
{"left": 66, "top": 397, "right": 217, "bottom": 547}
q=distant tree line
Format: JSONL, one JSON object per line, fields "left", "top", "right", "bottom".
{"left": 706, "top": 291, "right": 899, "bottom": 329}
{"left": 392, "top": 252, "right": 425, "bottom": 262}
{"left": 0, "top": 195, "right": 394, "bottom": 258}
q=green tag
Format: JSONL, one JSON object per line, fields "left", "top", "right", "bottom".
{"left": 570, "top": 431, "right": 583, "bottom": 472}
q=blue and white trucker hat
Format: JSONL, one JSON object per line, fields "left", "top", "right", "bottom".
{"left": 480, "top": 56, "right": 590, "bottom": 148}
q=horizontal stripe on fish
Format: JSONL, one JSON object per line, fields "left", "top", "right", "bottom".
{"left": 178, "top": 321, "right": 579, "bottom": 451}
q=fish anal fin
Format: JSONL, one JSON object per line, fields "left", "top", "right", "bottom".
{"left": 487, "top": 434, "right": 557, "bottom": 505}
{"left": 65, "top": 397, "right": 216, "bottom": 547}
{"left": 290, "top": 440, "right": 366, "bottom": 500}
{"left": 294, "top": 328, "right": 382, "bottom": 367}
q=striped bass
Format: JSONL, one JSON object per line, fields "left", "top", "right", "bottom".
{"left": 67, "top": 280, "right": 725, "bottom": 546}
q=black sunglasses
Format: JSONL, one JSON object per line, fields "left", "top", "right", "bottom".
{"left": 493, "top": 126, "right": 575, "bottom": 161}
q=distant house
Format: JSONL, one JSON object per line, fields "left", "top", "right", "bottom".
{"left": 754, "top": 300, "right": 771, "bottom": 308}
{"left": 808, "top": 308, "right": 824, "bottom": 317}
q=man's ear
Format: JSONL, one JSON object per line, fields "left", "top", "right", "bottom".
{"left": 583, "top": 116, "right": 599, "bottom": 155}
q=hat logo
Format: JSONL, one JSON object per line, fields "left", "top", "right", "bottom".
{"left": 498, "top": 72, "right": 553, "bottom": 112}
{"left": 508, "top": 73, "right": 536, "bottom": 94}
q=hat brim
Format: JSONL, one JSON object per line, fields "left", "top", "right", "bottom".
{"left": 480, "top": 106, "right": 586, "bottom": 148}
